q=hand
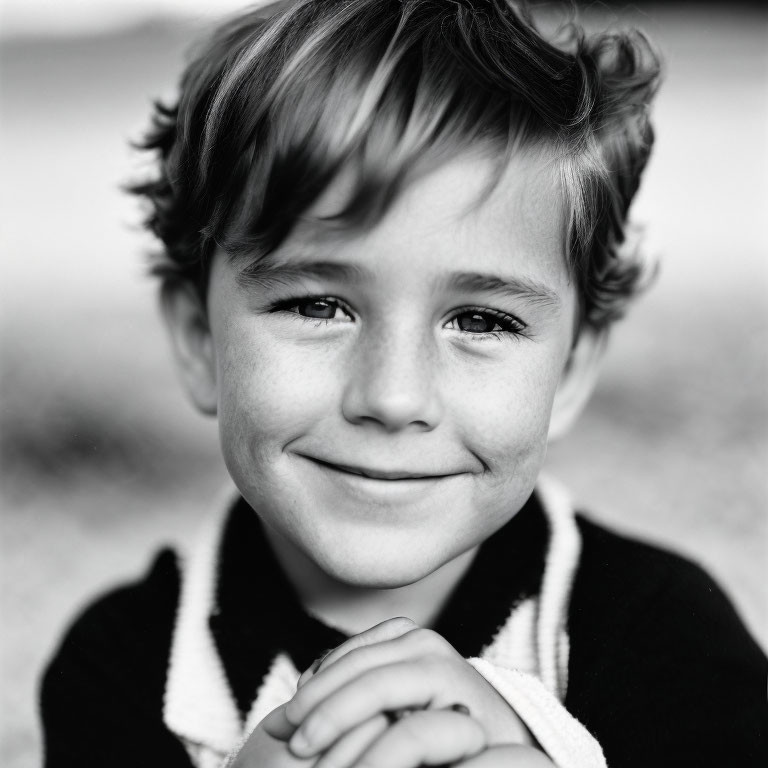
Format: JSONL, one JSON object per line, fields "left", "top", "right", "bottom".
{"left": 235, "top": 706, "right": 555, "bottom": 768}
{"left": 227, "top": 704, "right": 316, "bottom": 768}
{"left": 458, "top": 744, "right": 556, "bottom": 767}
{"left": 282, "top": 617, "right": 539, "bottom": 766}
{"left": 301, "top": 712, "right": 556, "bottom": 768}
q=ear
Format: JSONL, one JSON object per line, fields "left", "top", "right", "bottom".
{"left": 548, "top": 327, "right": 606, "bottom": 442}
{"left": 160, "top": 282, "right": 218, "bottom": 416}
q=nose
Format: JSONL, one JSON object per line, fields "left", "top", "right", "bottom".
{"left": 341, "top": 326, "right": 443, "bottom": 433}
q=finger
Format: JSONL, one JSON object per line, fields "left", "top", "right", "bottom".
{"left": 354, "top": 709, "right": 485, "bottom": 768}
{"left": 297, "top": 648, "right": 335, "bottom": 689}
{"left": 292, "top": 642, "right": 417, "bottom": 725}
{"left": 289, "top": 661, "right": 451, "bottom": 757}
{"left": 227, "top": 720, "right": 316, "bottom": 768}
{"left": 297, "top": 617, "right": 418, "bottom": 688}
{"left": 312, "top": 713, "right": 389, "bottom": 768}
{"left": 456, "top": 744, "right": 555, "bottom": 767}
{"left": 261, "top": 703, "right": 297, "bottom": 741}
{"left": 289, "top": 627, "right": 455, "bottom": 727}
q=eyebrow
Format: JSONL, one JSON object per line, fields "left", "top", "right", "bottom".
{"left": 447, "top": 271, "right": 562, "bottom": 310}
{"left": 236, "top": 259, "right": 562, "bottom": 310}
{"left": 236, "top": 258, "right": 364, "bottom": 290}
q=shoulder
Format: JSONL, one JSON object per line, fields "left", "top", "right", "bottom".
{"left": 41, "top": 548, "right": 182, "bottom": 737}
{"left": 44, "top": 547, "right": 181, "bottom": 675}
{"left": 566, "top": 515, "right": 768, "bottom": 765}
{"left": 572, "top": 515, "right": 726, "bottom": 619}
{"left": 569, "top": 515, "right": 759, "bottom": 649}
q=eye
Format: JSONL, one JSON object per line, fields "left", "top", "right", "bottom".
{"left": 456, "top": 312, "right": 499, "bottom": 333}
{"left": 295, "top": 299, "right": 339, "bottom": 319}
{"left": 446, "top": 309, "right": 526, "bottom": 337}
{"left": 272, "top": 297, "right": 353, "bottom": 322}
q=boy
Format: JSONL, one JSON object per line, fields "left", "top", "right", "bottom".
{"left": 41, "top": 1, "right": 767, "bottom": 767}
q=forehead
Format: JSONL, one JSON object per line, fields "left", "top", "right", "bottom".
{"left": 300, "top": 150, "right": 562, "bottom": 273}
{"left": 231, "top": 147, "right": 571, "bottom": 302}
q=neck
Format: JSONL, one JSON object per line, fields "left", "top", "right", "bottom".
{"left": 263, "top": 528, "right": 478, "bottom": 635}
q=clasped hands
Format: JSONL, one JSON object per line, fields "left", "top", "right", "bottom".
{"left": 230, "top": 617, "right": 555, "bottom": 768}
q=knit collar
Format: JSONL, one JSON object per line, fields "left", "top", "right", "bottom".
{"left": 209, "top": 491, "right": 548, "bottom": 717}
{"left": 163, "top": 476, "right": 581, "bottom": 761}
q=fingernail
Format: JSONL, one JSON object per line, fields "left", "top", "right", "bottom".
{"left": 309, "top": 648, "right": 333, "bottom": 674}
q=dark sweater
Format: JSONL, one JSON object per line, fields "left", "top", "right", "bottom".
{"left": 40, "top": 495, "right": 768, "bottom": 767}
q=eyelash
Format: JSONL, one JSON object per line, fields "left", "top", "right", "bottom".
{"left": 446, "top": 307, "right": 528, "bottom": 341}
{"left": 269, "top": 295, "right": 354, "bottom": 325}
{"left": 269, "top": 296, "right": 528, "bottom": 340}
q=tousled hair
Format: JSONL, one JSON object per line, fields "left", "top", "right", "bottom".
{"left": 131, "top": 0, "right": 661, "bottom": 331}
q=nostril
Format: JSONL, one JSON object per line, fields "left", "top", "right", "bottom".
{"left": 342, "top": 389, "right": 441, "bottom": 432}
{"left": 341, "top": 340, "right": 442, "bottom": 431}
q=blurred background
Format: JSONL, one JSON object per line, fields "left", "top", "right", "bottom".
{"left": 1, "top": 1, "right": 766, "bottom": 765}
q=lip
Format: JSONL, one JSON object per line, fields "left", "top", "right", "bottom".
{"left": 300, "top": 455, "right": 458, "bottom": 481}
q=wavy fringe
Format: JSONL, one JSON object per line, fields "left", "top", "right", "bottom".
{"left": 128, "top": 0, "right": 662, "bottom": 330}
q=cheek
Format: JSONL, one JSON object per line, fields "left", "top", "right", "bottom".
{"left": 453, "top": 350, "right": 562, "bottom": 471}
{"left": 214, "top": 324, "right": 337, "bottom": 466}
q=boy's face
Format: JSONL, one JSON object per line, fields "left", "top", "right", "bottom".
{"left": 193, "top": 151, "right": 581, "bottom": 587}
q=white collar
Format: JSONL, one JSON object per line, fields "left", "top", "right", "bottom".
{"left": 163, "top": 476, "right": 581, "bottom": 764}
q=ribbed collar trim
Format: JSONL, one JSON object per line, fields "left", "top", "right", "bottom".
{"left": 163, "top": 476, "right": 581, "bottom": 762}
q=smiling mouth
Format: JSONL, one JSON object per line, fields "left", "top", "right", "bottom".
{"left": 303, "top": 456, "right": 454, "bottom": 481}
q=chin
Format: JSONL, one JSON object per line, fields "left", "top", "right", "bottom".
{"left": 313, "top": 541, "right": 443, "bottom": 590}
